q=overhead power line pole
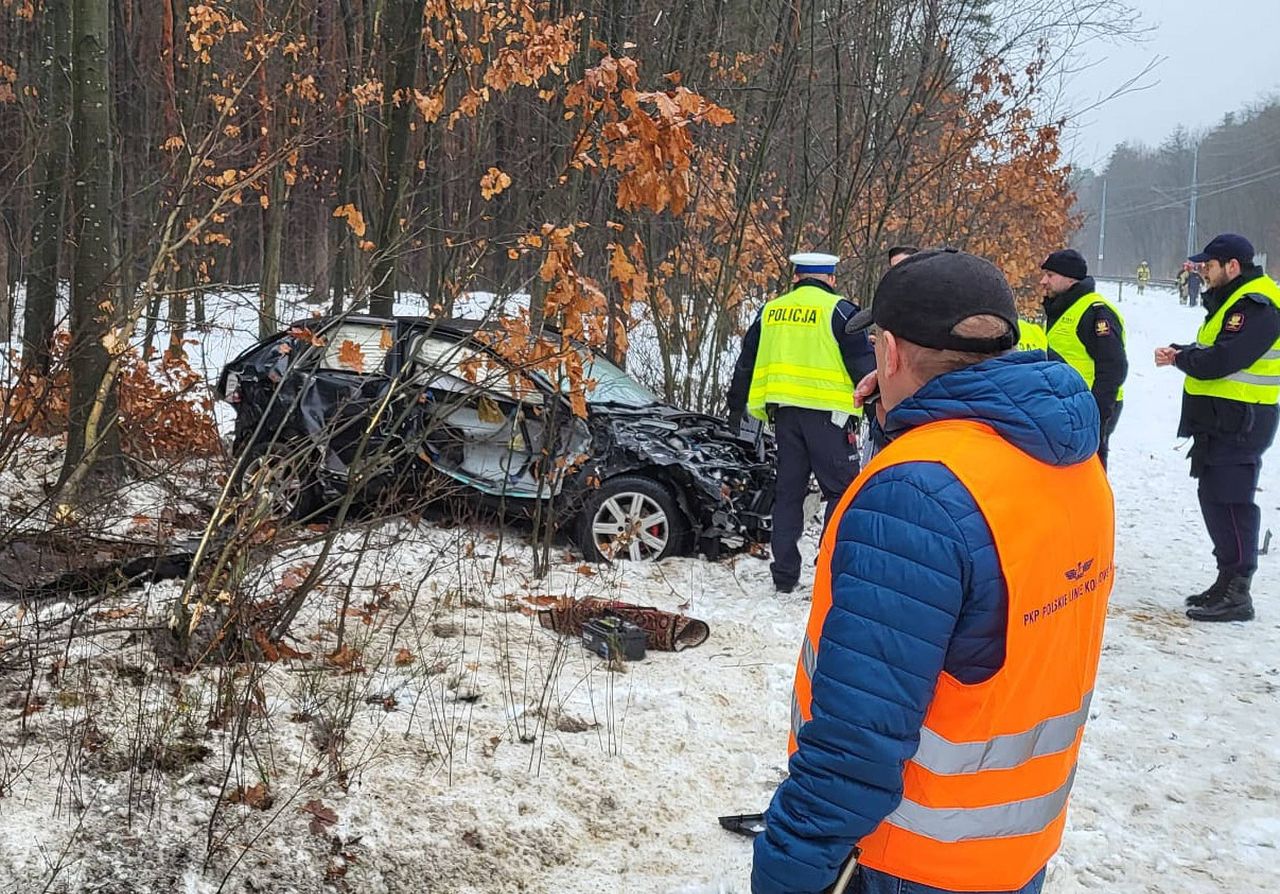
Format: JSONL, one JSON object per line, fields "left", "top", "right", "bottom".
{"left": 1097, "top": 177, "right": 1107, "bottom": 270}
{"left": 1186, "top": 142, "right": 1200, "bottom": 259}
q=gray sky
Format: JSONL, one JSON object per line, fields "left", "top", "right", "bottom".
{"left": 1062, "top": 0, "right": 1280, "bottom": 170}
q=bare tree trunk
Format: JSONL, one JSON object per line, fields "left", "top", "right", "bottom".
{"left": 259, "top": 170, "right": 285, "bottom": 337}
{"left": 141, "top": 285, "right": 162, "bottom": 357}
{"left": 309, "top": 198, "right": 330, "bottom": 302}
{"left": 368, "top": 0, "right": 428, "bottom": 316}
{"left": 22, "top": 0, "right": 72, "bottom": 374}
{"left": 61, "top": 0, "right": 122, "bottom": 485}
{"left": 330, "top": 0, "right": 363, "bottom": 314}
{"left": 0, "top": 214, "right": 11, "bottom": 341}
{"left": 167, "top": 284, "right": 186, "bottom": 357}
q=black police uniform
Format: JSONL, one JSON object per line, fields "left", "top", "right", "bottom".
{"left": 1172, "top": 264, "right": 1280, "bottom": 617}
{"left": 726, "top": 279, "right": 876, "bottom": 591}
{"left": 1044, "top": 276, "right": 1129, "bottom": 467}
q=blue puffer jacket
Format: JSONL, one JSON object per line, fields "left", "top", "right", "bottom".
{"left": 751, "top": 352, "right": 1101, "bottom": 894}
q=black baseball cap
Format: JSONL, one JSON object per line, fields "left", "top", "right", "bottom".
{"left": 846, "top": 248, "right": 1018, "bottom": 352}
{"left": 1189, "top": 233, "right": 1254, "bottom": 264}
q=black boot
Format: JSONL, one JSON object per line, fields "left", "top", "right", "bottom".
{"left": 1186, "top": 575, "right": 1255, "bottom": 622}
{"left": 1185, "top": 570, "right": 1231, "bottom": 608}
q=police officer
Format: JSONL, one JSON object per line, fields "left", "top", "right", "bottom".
{"left": 1155, "top": 233, "right": 1280, "bottom": 623}
{"left": 1017, "top": 317, "right": 1047, "bottom": 352}
{"left": 1040, "top": 248, "right": 1128, "bottom": 467}
{"left": 727, "top": 253, "right": 875, "bottom": 593}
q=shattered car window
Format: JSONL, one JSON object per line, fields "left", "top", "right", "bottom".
{"left": 411, "top": 334, "right": 543, "bottom": 404}
{"left": 576, "top": 354, "right": 658, "bottom": 408}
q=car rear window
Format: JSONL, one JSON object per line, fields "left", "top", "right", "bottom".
{"left": 319, "top": 323, "right": 393, "bottom": 373}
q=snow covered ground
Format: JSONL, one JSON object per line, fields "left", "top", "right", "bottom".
{"left": 0, "top": 282, "right": 1277, "bottom": 893}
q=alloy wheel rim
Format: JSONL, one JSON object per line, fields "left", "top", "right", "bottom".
{"left": 591, "top": 492, "right": 669, "bottom": 561}
{"left": 244, "top": 453, "right": 302, "bottom": 517}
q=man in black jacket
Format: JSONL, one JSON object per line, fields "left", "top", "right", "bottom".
{"left": 1156, "top": 233, "right": 1280, "bottom": 622}
{"left": 1040, "top": 249, "right": 1129, "bottom": 467}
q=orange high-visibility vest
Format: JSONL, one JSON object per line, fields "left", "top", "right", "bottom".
{"left": 789, "top": 419, "right": 1114, "bottom": 892}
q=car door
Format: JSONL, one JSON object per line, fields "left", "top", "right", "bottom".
{"left": 296, "top": 320, "right": 397, "bottom": 478}
{"left": 405, "top": 330, "right": 588, "bottom": 499}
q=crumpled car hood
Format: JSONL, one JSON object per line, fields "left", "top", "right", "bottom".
{"left": 576, "top": 402, "right": 774, "bottom": 549}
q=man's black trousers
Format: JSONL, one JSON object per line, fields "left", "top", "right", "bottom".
{"left": 1197, "top": 461, "right": 1263, "bottom": 577}
{"left": 769, "top": 406, "right": 859, "bottom": 589}
{"left": 1098, "top": 401, "right": 1123, "bottom": 469}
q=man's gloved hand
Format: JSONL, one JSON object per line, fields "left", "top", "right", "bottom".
{"left": 727, "top": 410, "right": 744, "bottom": 432}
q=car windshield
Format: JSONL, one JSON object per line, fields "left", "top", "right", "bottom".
{"left": 575, "top": 353, "right": 658, "bottom": 408}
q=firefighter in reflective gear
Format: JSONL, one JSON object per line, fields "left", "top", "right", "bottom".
{"left": 1136, "top": 259, "right": 1151, "bottom": 294}
{"left": 726, "top": 253, "right": 875, "bottom": 593}
{"left": 1156, "top": 233, "right": 1280, "bottom": 623}
{"left": 752, "top": 250, "right": 1114, "bottom": 894}
{"left": 1017, "top": 318, "right": 1047, "bottom": 352}
{"left": 1040, "top": 249, "right": 1128, "bottom": 468}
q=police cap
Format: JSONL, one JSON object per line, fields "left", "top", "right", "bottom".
{"left": 790, "top": 252, "right": 839, "bottom": 275}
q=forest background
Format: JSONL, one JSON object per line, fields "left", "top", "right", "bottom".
{"left": 0, "top": 0, "right": 1143, "bottom": 493}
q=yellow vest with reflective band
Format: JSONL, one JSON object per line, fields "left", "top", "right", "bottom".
{"left": 746, "top": 285, "right": 856, "bottom": 421}
{"left": 789, "top": 420, "right": 1114, "bottom": 891}
{"left": 1184, "top": 274, "right": 1280, "bottom": 404}
{"left": 1046, "top": 292, "right": 1126, "bottom": 401}
{"left": 1017, "top": 319, "right": 1047, "bottom": 352}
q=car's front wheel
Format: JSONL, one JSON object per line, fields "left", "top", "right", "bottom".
{"left": 233, "top": 443, "right": 323, "bottom": 521}
{"left": 576, "top": 475, "right": 687, "bottom": 562}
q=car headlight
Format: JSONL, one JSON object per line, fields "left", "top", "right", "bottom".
{"left": 222, "top": 370, "right": 241, "bottom": 403}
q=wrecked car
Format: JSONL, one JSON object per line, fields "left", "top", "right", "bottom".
{"left": 215, "top": 315, "right": 775, "bottom": 561}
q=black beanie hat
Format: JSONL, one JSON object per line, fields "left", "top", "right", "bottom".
{"left": 1040, "top": 249, "right": 1088, "bottom": 281}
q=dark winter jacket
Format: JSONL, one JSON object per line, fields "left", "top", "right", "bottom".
{"left": 1044, "top": 276, "right": 1128, "bottom": 426}
{"left": 726, "top": 279, "right": 876, "bottom": 414}
{"left": 1172, "top": 265, "right": 1280, "bottom": 469}
{"left": 751, "top": 352, "right": 1100, "bottom": 894}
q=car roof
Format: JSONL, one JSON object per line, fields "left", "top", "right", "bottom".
{"left": 287, "top": 314, "right": 518, "bottom": 339}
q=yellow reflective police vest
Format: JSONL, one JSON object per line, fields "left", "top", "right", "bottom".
{"left": 1184, "top": 274, "right": 1280, "bottom": 404}
{"left": 1046, "top": 292, "right": 1126, "bottom": 401}
{"left": 746, "top": 285, "right": 856, "bottom": 421}
{"left": 1017, "top": 319, "right": 1047, "bottom": 352}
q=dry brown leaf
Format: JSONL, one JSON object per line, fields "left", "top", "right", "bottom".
{"left": 326, "top": 646, "right": 363, "bottom": 672}
{"left": 301, "top": 799, "right": 338, "bottom": 835}
{"left": 332, "top": 203, "right": 366, "bottom": 237}
{"left": 336, "top": 340, "right": 365, "bottom": 372}
{"left": 232, "top": 781, "right": 274, "bottom": 810}
{"left": 480, "top": 166, "right": 512, "bottom": 200}
{"left": 280, "top": 564, "right": 313, "bottom": 591}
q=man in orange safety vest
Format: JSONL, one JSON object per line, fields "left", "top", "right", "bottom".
{"left": 753, "top": 249, "right": 1115, "bottom": 894}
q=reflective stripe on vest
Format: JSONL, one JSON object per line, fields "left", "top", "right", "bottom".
{"left": 1017, "top": 320, "right": 1047, "bottom": 352}
{"left": 1184, "top": 275, "right": 1280, "bottom": 404}
{"left": 747, "top": 285, "right": 856, "bottom": 421}
{"left": 886, "top": 767, "right": 1077, "bottom": 843}
{"left": 788, "top": 419, "right": 1114, "bottom": 891}
{"left": 911, "top": 690, "right": 1093, "bottom": 775}
{"left": 1046, "top": 292, "right": 1126, "bottom": 401}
